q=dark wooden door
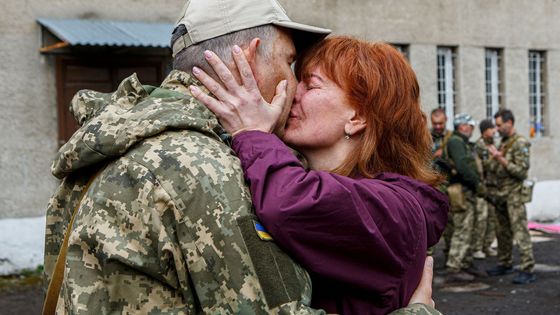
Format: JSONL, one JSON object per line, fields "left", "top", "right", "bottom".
{"left": 56, "top": 56, "right": 169, "bottom": 146}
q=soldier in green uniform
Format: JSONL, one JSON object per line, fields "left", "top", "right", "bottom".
{"left": 486, "top": 109, "right": 536, "bottom": 284}
{"left": 43, "top": 0, "right": 442, "bottom": 314}
{"left": 471, "top": 119, "right": 498, "bottom": 259}
{"left": 443, "top": 113, "right": 482, "bottom": 282}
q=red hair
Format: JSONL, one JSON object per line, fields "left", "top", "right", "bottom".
{"left": 295, "top": 36, "right": 443, "bottom": 186}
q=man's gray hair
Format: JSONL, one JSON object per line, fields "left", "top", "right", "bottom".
{"left": 171, "top": 24, "right": 278, "bottom": 77}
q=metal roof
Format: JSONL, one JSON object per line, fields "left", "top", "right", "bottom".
{"left": 37, "top": 18, "right": 174, "bottom": 48}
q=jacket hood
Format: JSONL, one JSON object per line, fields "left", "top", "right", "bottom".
{"left": 51, "top": 70, "right": 225, "bottom": 179}
{"left": 378, "top": 173, "right": 449, "bottom": 247}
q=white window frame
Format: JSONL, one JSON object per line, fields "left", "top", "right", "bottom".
{"left": 485, "top": 49, "right": 503, "bottom": 118}
{"left": 437, "top": 47, "right": 456, "bottom": 130}
{"left": 529, "top": 51, "right": 546, "bottom": 137}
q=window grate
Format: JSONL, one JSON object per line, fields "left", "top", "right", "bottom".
{"left": 485, "top": 49, "right": 503, "bottom": 118}
{"left": 437, "top": 47, "right": 457, "bottom": 130}
{"left": 528, "top": 51, "right": 546, "bottom": 137}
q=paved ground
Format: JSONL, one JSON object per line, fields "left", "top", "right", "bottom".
{"left": 0, "top": 231, "right": 558, "bottom": 315}
{"left": 433, "top": 231, "right": 560, "bottom": 315}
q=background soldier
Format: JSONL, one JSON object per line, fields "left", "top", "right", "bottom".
{"left": 471, "top": 119, "right": 498, "bottom": 259}
{"left": 444, "top": 113, "right": 482, "bottom": 282}
{"left": 431, "top": 108, "right": 452, "bottom": 157}
{"left": 430, "top": 108, "right": 453, "bottom": 176}
{"left": 486, "top": 109, "right": 536, "bottom": 284}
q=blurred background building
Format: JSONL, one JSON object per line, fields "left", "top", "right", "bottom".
{"left": 0, "top": 0, "right": 559, "bottom": 221}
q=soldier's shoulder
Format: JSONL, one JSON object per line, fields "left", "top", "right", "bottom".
{"left": 516, "top": 134, "right": 530, "bottom": 144}
{"left": 130, "top": 130, "right": 236, "bottom": 167}
{"left": 513, "top": 135, "right": 531, "bottom": 150}
{"left": 123, "top": 130, "right": 244, "bottom": 195}
{"left": 447, "top": 134, "right": 464, "bottom": 147}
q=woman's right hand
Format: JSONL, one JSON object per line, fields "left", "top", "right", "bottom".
{"left": 189, "top": 46, "right": 288, "bottom": 137}
{"left": 408, "top": 256, "right": 436, "bottom": 308}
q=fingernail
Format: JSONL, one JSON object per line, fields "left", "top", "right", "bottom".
{"left": 426, "top": 256, "right": 434, "bottom": 268}
{"left": 189, "top": 85, "right": 199, "bottom": 94}
{"left": 233, "top": 45, "right": 241, "bottom": 54}
{"left": 204, "top": 50, "right": 213, "bottom": 59}
{"left": 192, "top": 67, "right": 200, "bottom": 75}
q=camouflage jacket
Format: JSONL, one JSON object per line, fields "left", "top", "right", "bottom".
{"left": 431, "top": 130, "right": 453, "bottom": 177}
{"left": 486, "top": 133, "right": 530, "bottom": 200}
{"left": 473, "top": 137, "right": 494, "bottom": 180}
{"left": 44, "top": 70, "right": 442, "bottom": 315}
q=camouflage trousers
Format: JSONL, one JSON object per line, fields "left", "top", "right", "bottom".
{"left": 471, "top": 198, "right": 496, "bottom": 252}
{"left": 446, "top": 189, "right": 476, "bottom": 272}
{"left": 494, "top": 199, "right": 535, "bottom": 272}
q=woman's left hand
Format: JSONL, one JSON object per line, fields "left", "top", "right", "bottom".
{"left": 189, "top": 46, "right": 288, "bottom": 136}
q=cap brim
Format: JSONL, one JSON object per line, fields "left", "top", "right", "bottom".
{"left": 273, "top": 20, "right": 331, "bottom": 53}
{"left": 272, "top": 20, "right": 332, "bottom": 36}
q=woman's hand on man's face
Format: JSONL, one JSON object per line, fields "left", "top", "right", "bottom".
{"left": 189, "top": 45, "right": 288, "bottom": 137}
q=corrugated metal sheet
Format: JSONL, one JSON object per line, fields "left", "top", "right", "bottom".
{"left": 37, "top": 18, "right": 174, "bottom": 48}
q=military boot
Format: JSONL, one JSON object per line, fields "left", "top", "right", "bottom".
{"left": 512, "top": 272, "right": 536, "bottom": 284}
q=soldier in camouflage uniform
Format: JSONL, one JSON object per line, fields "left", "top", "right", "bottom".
{"left": 43, "top": 0, "right": 442, "bottom": 314}
{"left": 486, "top": 109, "right": 536, "bottom": 284}
{"left": 443, "top": 114, "right": 482, "bottom": 283}
{"left": 471, "top": 119, "right": 498, "bottom": 259}
{"left": 427, "top": 108, "right": 452, "bottom": 257}
{"left": 430, "top": 108, "right": 453, "bottom": 176}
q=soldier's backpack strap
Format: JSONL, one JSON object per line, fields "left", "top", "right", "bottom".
{"left": 42, "top": 169, "right": 103, "bottom": 315}
{"left": 442, "top": 132, "right": 457, "bottom": 173}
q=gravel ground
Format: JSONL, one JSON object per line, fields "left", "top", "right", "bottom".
{"left": 0, "top": 232, "right": 558, "bottom": 315}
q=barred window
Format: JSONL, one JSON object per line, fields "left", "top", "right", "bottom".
{"left": 528, "top": 51, "right": 546, "bottom": 137}
{"left": 437, "top": 47, "right": 457, "bottom": 130}
{"left": 485, "top": 49, "right": 503, "bottom": 118}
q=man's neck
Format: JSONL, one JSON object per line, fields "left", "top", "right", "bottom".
{"left": 503, "top": 128, "right": 517, "bottom": 140}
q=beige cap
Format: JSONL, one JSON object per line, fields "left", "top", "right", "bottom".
{"left": 172, "top": 0, "right": 331, "bottom": 57}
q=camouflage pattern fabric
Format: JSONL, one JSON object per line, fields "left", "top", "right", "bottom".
{"left": 486, "top": 133, "right": 534, "bottom": 272}
{"left": 441, "top": 132, "right": 478, "bottom": 272}
{"left": 393, "top": 304, "right": 442, "bottom": 315}
{"left": 445, "top": 189, "right": 476, "bottom": 272}
{"left": 486, "top": 133, "right": 534, "bottom": 269}
{"left": 44, "top": 70, "right": 440, "bottom": 314}
{"left": 45, "top": 70, "right": 323, "bottom": 315}
{"left": 483, "top": 203, "right": 497, "bottom": 251}
{"left": 431, "top": 129, "right": 452, "bottom": 154}
{"left": 472, "top": 198, "right": 497, "bottom": 253}
{"left": 471, "top": 138, "right": 495, "bottom": 253}
{"left": 494, "top": 199, "right": 535, "bottom": 272}
{"left": 486, "top": 134, "right": 530, "bottom": 200}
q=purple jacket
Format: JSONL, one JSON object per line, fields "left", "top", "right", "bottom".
{"left": 232, "top": 131, "right": 449, "bottom": 315}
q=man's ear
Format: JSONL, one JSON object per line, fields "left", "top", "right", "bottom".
{"left": 345, "top": 111, "right": 367, "bottom": 136}
{"left": 243, "top": 38, "right": 261, "bottom": 69}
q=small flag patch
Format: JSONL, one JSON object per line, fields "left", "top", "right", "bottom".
{"left": 254, "top": 221, "right": 273, "bottom": 241}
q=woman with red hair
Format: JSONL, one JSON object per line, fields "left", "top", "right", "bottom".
{"left": 190, "top": 36, "right": 448, "bottom": 315}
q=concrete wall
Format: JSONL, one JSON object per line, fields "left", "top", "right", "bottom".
{"left": 1, "top": 0, "right": 559, "bottom": 218}
{"left": 0, "top": 0, "right": 184, "bottom": 219}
